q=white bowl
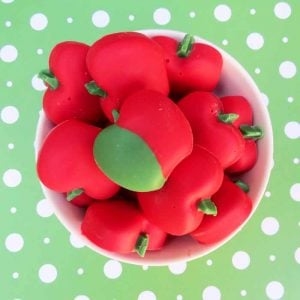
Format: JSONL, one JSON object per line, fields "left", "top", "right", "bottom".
{"left": 34, "top": 29, "right": 273, "bottom": 266}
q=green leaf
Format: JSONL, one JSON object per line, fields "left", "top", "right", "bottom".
{"left": 85, "top": 81, "right": 107, "bottom": 97}
{"left": 66, "top": 188, "right": 84, "bottom": 201}
{"left": 135, "top": 233, "right": 149, "bottom": 257}
{"left": 235, "top": 180, "right": 250, "bottom": 193}
{"left": 93, "top": 124, "right": 165, "bottom": 192}
{"left": 240, "top": 125, "right": 264, "bottom": 140}
{"left": 218, "top": 113, "right": 239, "bottom": 124}
{"left": 198, "top": 199, "right": 217, "bottom": 216}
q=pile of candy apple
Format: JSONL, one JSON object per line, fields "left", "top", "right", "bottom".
{"left": 37, "top": 32, "right": 263, "bottom": 257}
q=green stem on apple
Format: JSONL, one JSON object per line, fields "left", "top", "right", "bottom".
{"left": 38, "top": 69, "right": 59, "bottom": 90}
{"left": 177, "top": 34, "right": 195, "bottom": 57}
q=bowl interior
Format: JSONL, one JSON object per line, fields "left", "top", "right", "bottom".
{"left": 34, "top": 29, "right": 273, "bottom": 266}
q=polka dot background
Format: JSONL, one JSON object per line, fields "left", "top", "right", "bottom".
{"left": 0, "top": 0, "right": 299, "bottom": 299}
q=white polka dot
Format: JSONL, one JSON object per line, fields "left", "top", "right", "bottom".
{"left": 214, "top": 4, "right": 232, "bottom": 22}
{"left": 279, "top": 61, "right": 297, "bottom": 78}
{"left": 92, "top": 10, "right": 110, "bottom": 28}
{"left": 32, "top": 74, "right": 47, "bottom": 91}
{"left": 153, "top": 8, "right": 171, "bottom": 25}
{"left": 255, "top": 68, "right": 261, "bottom": 74}
{"left": 138, "top": 291, "right": 157, "bottom": 300}
{"left": 10, "top": 207, "right": 17, "bottom": 214}
{"left": 128, "top": 14, "right": 135, "bottom": 21}
{"left": 266, "top": 281, "right": 285, "bottom": 300}
{"left": 250, "top": 9, "right": 256, "bottom": 15}
{"left": 1, "top": 106, "right": 19, "bottom": 124}
{"left": 3, "top": 169, "right": 22, "bottom": 187}
{"left": 247, "top": 32, "right": 264, "bottom": 50}
{"left": 36, "top": 199, "right": 54, "bottom": 218}
{"left": 261, "top": 93, "right": 269, "bottom": 106}
{"left": 269, "top": 255, "right": 276, "bottom": 262}
{"left": 6, "top": 81, "right": 13, "bottom": 87}
{"left": 69, "top": 234, "right": 85, "bottom": 248}
{"left": 295, "top": 248, "right": 300, "bottom": 264}
{"left": 67, "top": 17, "right": 73, "bottom": 23}
{"left": 103, "top": 260, "right": 122, "bottom": 279}
{"left": 142, "top": 265, "right": 149, "bottom": 270}
{"left": 222, "top": 39, "right": 229, "bottom": 46}
{"left": 206, "top": 259, "right": 213, "bottom": 266}
{"left": 284, "top": 121, "right": 300, "bottom": 139}
{"left": 37, "top": 48, "right": 43, "bottom": 55}
{"left": 74, "top": 296, "right": 90, "bottom": 300}
{"left": 168, "top": 262, "right": 187, "bottom": 275}
{"left": 241, "top": 290, "right": 247, "bottom": 296}
{"left": 38, "top": 264, "right": 57, "bottom": 283}
{"left": 77, "top": 268, "right": 84, "bottom": 275}
{"left": 43, "top": 237, "right": 50, "bottom": 244}
{"left": 265, "top": 191, "right": 271, "bottom": 198}
{"left": 274, "top": 2, "right": 291, "bottom": 19}
{"left": 293, "top": 158, "right": 299, "bottom": 164}
{"left": 189, "top": 11, "right": 196, "bottom": 18}
{"left": 290, "top": 183, "right": 300, "bottom": 201}
{"left": 5, "top": 20, "right": 12, "bottom": 27}
{"left": 261, "top": 217, "right": 280, "bottom": 236}
{"left": 177, "top": 295, "right": 183, "bottom": 300}
{"left": 1, "top": 0, "right": 14, "bottom": 4}
{"left": 282, "top": 36, "right": 288, "bottom": 43}
{"left": 202, "top": 286, "right": 221, "bottom": 300}
{"left": 287, "top": 96, "right": 294, "bottom": 103}
{"left": 0, "top": 45, "right": 18, "bottom": 62}
{"left": 8, "top": 143, "right": 15, "bottom": 149}
{"left": 5, "top": 233, "right": 24, "bottom": 252}
{"left": 232, "top": 251, "right": 251, "bottom": 270}
{"left": 12, "top": 272, "right": 19, "bottom": 279}
{"left": 30, "top": 13, "right": 48, "bottom": 31}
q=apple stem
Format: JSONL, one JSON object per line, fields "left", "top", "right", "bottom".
{"left": 112, "top": 109, "right": 120, "bottom": 123}
{"left": 197, "top": 199, "right": 217, "bottom": 216}
{"left": 38, "top": 69, "right": 59, "bottom": 90}
{"left": 85, "top": 81, "right": 107, "bottom": 98}
{"left": 218, "top": 113, "right": 239, "bottom": 124}
{"left": 135, "top": 233, "right": 149, "bottom": 257}
{"left": 177, "top": 34, "right": 195, "bottom": 57}
{"left": 240, "top": 125, "right": 264, "bottom": 140}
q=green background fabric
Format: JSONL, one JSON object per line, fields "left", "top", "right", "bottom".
{"left": 0, "top": 0, "right": 299, "bottom": 299}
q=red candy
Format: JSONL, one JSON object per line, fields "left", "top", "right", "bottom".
{"left": 86, "top": 32, "right": 169, "bottom": 121}
{"left": 81, "top": 198, "right": 167, "bottom": 256}
{"left": 93, "top": 90, "right": 193, "bottom": 192}
{"left": 178, "top": 91, "right": 245, "bottom": 168}
{"left": 220, "top": 96, "right": 262, "bottom": 174}
{"left": 153, "top": 34, "right": 222, "bottom": 96}
{"left": 137, "top": 146, "right": 223, "bottom": 236}
{"left": 220, "top": 96, "right": 253, "bottom": 127}
{"left": 40, "top": 41, "right": 104, "bottom": 125}
{"left": 191, "top": 176, "right": 253, "bottom": 244}
{"left": 37, "top": 120, "right": 119, "bottom": 200}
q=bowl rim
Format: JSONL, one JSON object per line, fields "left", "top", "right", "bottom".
{"left": 34, "top": 29, "right": 273, "bottom": 266}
